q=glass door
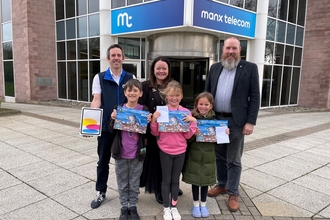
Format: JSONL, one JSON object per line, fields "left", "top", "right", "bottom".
{"left": 123, "top": 61, "right": 142, "bottom": 81}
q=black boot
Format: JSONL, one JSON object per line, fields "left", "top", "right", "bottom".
{"left": 129, "top": 206, "right": 140, "bottom": 220}
{"left": 178, "top": 188, "right": 183, "bottom": 196}
{"left": 119, "top": 207, "right": 129, "bottom": 220}
{"left": 155, "top": 191, "right": 163, "bottom": 204}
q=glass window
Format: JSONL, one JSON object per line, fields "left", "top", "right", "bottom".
{"left": 2, "top": 42, "right": 13, "bottom": 60}
{"left": 111, "top": 0, "right": 125, "bottom": 9}
{"left": 230, "top": 0, "right": 243, "bottom": 8}
{"left": 66, "top": 0, "right": 75, "bottom": 18}
{"left": 77, "top": 16, "right": 87, "bottom": 38}
{"left": 268, "top": 0, "right": 278, "bottom": 18}
{"left": 293, "top": 47, "right": 302, "bottom": 66}
{"left": 276, "top": 21, "right": 286, "bottom": 43}
{"left": 265, "top": 42, "right": 275, "bottom": 64}
{"left": 290, "top": 67, "right": 300, "bottom": 104}
{"left": 56, "top": 21, "right": 65, "bottom": 40}
{"left": 77, "top": 0, "right": 87, "bottom": 16}
{"left": 297, "top": 0, "right": 306, "bottom": 26}
{"left": 58, "top": 62, "right": 67, "bottom": 98}
{"left": 288, "top": 0, "right": 298, "bottom": 24}
{"left": 56, "top": 0, "right": 64, "bottom": 20}
{"left": 245, "top": 0, "right": 257, "bottom": 12}
{"left": 89, "top": 61, "right": 100, "bottom": 100}
{"left": 278, "top": 0, "right": 288, "bottom": 21}
{"left": 66, "top": 19, "right": 76, "bottom": 39}
{"left": 266, "top": 18, "right": 276, "bottom": 41}
{"left": 89, "top": 37, "right": 100, "bottom": 59}
{"left": 1, "top": 0, "right": 11, "bottom": 22}
{"left": 78, "top": 39, "right": 88, "bottom": 59}
{"left": 141, "top": 38, "right": 146, "bottom": 59}
{"left": 281, "top": 67, "right": 292, "bottom": 105}
{"left": 296, "top": 26, "right": 304, "bottom": 46}
{"left": 68, "top": 61, "right": 77, "bottom": 100}
{"left": 78, "top": 61, "right": 88, "bottom": 101}
{"left": 88, "top": 0, "right": 99, "bottom": 13}
{"left": 128, "top": 0, "right": 143, "bottom": 5}
{"left": 2, "top": 22, "right": 12, "bottom": 41}
{"left": 284, "top": 45, "right": 293, "bottom": 65}
{"left": 286, "top": 24, "right": 295, "bottom": 45}
{"left": 240, "top": 40, "right": 247, "bottom": 60}
{"left": 67, "top": 40, "right": 76, "bottom": 60}
{"left": 89, "top": 14, "right": 99, "bottom": 36}
{"left": 4, "top": 61, "right": 15, "bottom": 96}
{"left": 274, "top": 43, "right": 284, "bottom": 64}
{"left": 261, "top": 65, "right": 272, "bottom": 107}
{"left": 270, "top": 66, "right": 282, "bottom": 106}
{"left": 119, "top": 38, "right": 141, "bottom": 59}
{"left": 141, "top": 61, "right": 146, "bottom": 79}
{"left": 57, "top": 42, "right": 66, "bottom": 60}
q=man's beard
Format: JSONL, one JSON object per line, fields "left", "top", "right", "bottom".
{"left": 221, "top": 56, "right": 240, "bottom": 70}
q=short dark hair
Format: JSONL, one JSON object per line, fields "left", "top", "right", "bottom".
{"left": 149, "top": 56, "right": 172, "bottom": 88}
{"left": 106, "top": 44, "right": 124, "bottom": 59}
{"left": 124, "top": 79, "right": 142, "bottom": 92}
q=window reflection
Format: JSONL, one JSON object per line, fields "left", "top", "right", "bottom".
{"left": 77, "top": 0, "right": 87, "bottom": 16}
{"left": 281, "top": 67, "right": 291, "bottom": 105}
{"left": 1, "top": 0, "right": 11, "bottom": 22}
{"left": 2, "top": 42, "right": 13, "bottom": 60}
{"left": 89, "top": 14, "right": 99, "bottom": 36}
{"left": 268, "top": 0, "right": 278, "bottom": 18}
{"left": 2, "top": 23, "right": 12, "bottom": 41}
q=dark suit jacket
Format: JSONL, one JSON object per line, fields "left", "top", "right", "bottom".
{"left": 205, "top": 60, "right": 260, "bottom": 127}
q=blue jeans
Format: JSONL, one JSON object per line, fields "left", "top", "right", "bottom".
{"left": 96, "top": 131, "right": 114, "bottom": 193}
{"left": 215, "top": 116, "right": 244, "bottom": 195}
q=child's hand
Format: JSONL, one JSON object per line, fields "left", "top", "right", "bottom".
{"left": 226, "top": 128, "right": 230, "bottom": 135}
{"left": 147, "top": 113, "right": 152, "bottom": 123}
{"left": 195, "top": 128, "right": 201, "bottom": 135}
{"left": 152, "top": 111, "right": 161, "bottom": 122}
{"left": 111, "top": 109, "right": 117, "bottom": 119}
{"left": 183, "top": 114, "right": 197, "bottom": 123}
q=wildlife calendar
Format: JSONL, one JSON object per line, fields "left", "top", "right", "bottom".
{"left": 158, "top": 110, "right": 190, "bottom": 132}
{"left": 114, "top": 106, "right": 149, "bottom": 134}
{"left": 196, "top": 120, "right": 228, "bottom": 142}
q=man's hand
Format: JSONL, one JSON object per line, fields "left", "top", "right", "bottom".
{"left": 242, "top": 123, "right": 254, "bottom": 135}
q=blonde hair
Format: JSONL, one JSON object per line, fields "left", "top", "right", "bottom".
{"left": 160, "top": 80, "right": 183, "bottom": 103}
{"left": 191, "top": 92, "right": 214, "bottom": 117}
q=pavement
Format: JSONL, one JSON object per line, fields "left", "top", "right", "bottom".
{"left": 0, "top": 102, "right": 330, "bottom": 220}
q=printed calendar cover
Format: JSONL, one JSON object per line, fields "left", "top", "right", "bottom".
{"left": 196, "top": 120, "right": 228, "bottom": 142}
{"left": 114, "top": 106, "right": 149, "bottom": 134}
{"left": 158, "top": 110, "right": 190, "bottom": 132}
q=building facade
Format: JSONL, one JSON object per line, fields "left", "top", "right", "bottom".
{"left": 0, "top": 0, "right": 329, "bottom": 109}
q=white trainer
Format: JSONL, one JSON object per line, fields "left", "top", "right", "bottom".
{"left": 171, "top": 207, "right": 181, "bottom": 220}
{"left": 163, "top": 207, "right": 172, "bottom": 220}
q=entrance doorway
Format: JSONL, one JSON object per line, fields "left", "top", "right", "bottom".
{"left": 169, "top": 58, "right": 209, "bottom": 108}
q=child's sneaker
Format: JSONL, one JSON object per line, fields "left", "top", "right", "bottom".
{"left": 200, "top": 206, "right": 210, "bottom": 218}
{"left": 129, "top": 206, "right": 140, "bottom": 220}
{"left": 192, "top": 206, "right": 201, "bottom": 218}
{"left": 171, "top": 207, "right": 181, "bottom": 220}
{"left": 163, "top": 207, "right": 172, "bottom": 220}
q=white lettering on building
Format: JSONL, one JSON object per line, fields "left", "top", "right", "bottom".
{"left": 200, "top": 10, "right": 250, "bottom": 28}
{"left": 117, "top": 12, "right": 133, "bottom": 28}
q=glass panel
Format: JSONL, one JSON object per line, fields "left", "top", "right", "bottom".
{"left": 261, "top": 65, "right": 272, "bottom": 107}
{"left": 56, "top": 21, "right": 65, "bottom": 40}
{"left": 297, "top": 0, "right": 306, "bottom": 26}
{"left": 240, "top": 40, "right": 247, "bottom": 60}
{"left": 68, "top": 61, "right": 77, "bottom": 100}
{"left": 111, "top": 0, "right": 125, "bottom": 8}
{"left": 66, "top": 0, "right": 75, "bottom": 18}
{"left": 78, "top": 39, "right": 88, "bottom": 59}
{"left": 66, "top": 19, "right": 76, "bottom": 39}
{"left": 77, "top": 16, "right": 87, "bottom": 38}
{"left": 278, "top": 0, "right": 288, "bottom": 21}
{"left": 288, "top": 0, "right": 298, "bottom": 23}
{"left": 286, "top": 24, "right": 295, "bottom": 44}
{"left": 78, "top": 61, "right": 88, "bottom": 101}
{"left": 89, "top": 37, "right": 100, "bottom": 59}
{"left": 182, "top": 61, "right": 195, "bottom": 103}
{"left": 4, "top": 61, "right": 15, "bottom": 97}
{"left": 89, "top": 61, "right": 100, "bottom": 101}
{"left": 266, "top": 18, "right": 276, "bottom": 41}
{"left": 270, "top": 66, "right": 282, "bottom": 106}
{"left": 215, "top": 0, "right": 228, "bottom": 3}
{"left": 56, "top": 0, "right": 64, "bottom": 20}
{"left": 128, "top": 0, "right": 143, "bottom": 5}
{"left": 123, "top": 63, "right": 137, "bottom": 78}
{"left": 141, "top": 38, "right": 146, "bottom": 59}
{"left": 67, "top": 40, "right": 76, "bottom": 60}
{"left": 276, "top": 21, "right": 286, "bottom": 43}
{"left": 274, "top": 43, "right": 284, "bottom": 64}
{"left": 290, "top": 67, "right": 300, "bottom": 104}
{"left": 296, "top": 26, "right": 304, "bottom": 46}
{"left": 265, "top": 42, "right": 275, "bottom": 64}
{"left": 88, "top": 0, "right": 99, "bottom": 13}
{"left": 2, "top": 22, "right": 12, "bottom": 41}
{"left": 57, "top": 42, "right": 66, "bottom": 60}
{"left": 284, "top": 45, "right": 293, "bottom": 65}
{"left": 245, "top": 0, "right": 257, "bottom": 12}
{"left": 268, "top": 0, "right": 278, "bottom": 18}
{"left": 58, "top": 62, "right": 67, "bottom": 98}
{"left": 77, "top": 0, "right": 87, "bottom": 15}
{"left": 89, "top": 14, "right": 99, "bottom": 36}
{"left": 294, "top": 47, "right": 302, "bottom": 66}
{"left": 119, "top": 38, "right": 140, "bottom": 59}
{"left": 281, "top": 67, "right": 291, "bottom": 105}
{"left": 2, "top": 42, "right": 13, "bottom": 60}
{"left": 1, "top": 0, "right": 11, "bottom": 22}
{"left": 230, "top": 0, "right": 243, "bottom": 8}
{"left": 141, "top": 61, "right": 145, "bottom": 79}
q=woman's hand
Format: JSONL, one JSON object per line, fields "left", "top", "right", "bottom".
{"left": 111, "top": 109, "right": 117, "bottom": 119}
{"left": 147, "top": 113, "right": 152, "bottom": 123}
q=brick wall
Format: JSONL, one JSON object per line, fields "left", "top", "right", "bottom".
{"left": 12, "top": 0, "right": 57, "bottom": 102}
{"left": 299, "top": 0, "right": 330, "bottom": 108}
